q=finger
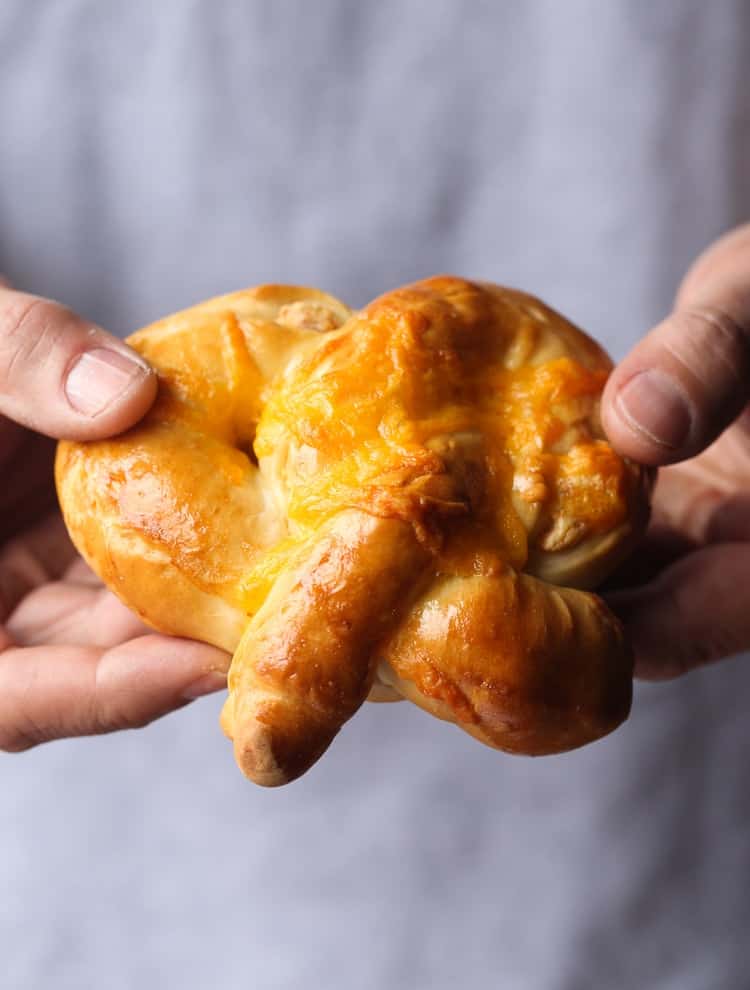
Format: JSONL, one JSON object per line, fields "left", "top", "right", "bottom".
{"left": 644, "top": 463, "right": 750, "bottom": 545}
{"left": 607, "top": 543, "right": 750, "bottom": 679}
{"left": 6, "top": 583, "right": 149, "bottom": 648}
{"left": 63, "top": 556, "right": 102, "bottom": 586}
{"left": 602, "top": 224, "right": 750, "bottom": 465}
{"left": 598, "top": 523, "right": 698, "bottom": 592}
{"left": 0, "top": 286, "right": 157, "bottom": 440}
{"left": 0, "top": 514, "right": 77, "bottom": 621}
{"left": 0, "top": 635, "right": 229, "bottom": 752}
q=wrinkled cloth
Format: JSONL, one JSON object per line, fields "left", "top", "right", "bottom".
{"left": 1, "top": 2, "right": 749, "bottom": 988}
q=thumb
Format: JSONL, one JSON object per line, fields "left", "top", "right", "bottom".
{"left": 602, "top": 225, "right": 750, "bottom": 465}
{"left": 0, "top": 285, "right": 156, "bottom": 441}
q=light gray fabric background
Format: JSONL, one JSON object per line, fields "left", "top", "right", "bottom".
{"left": 1, "top": 2, "right": 749, "bottom": 988}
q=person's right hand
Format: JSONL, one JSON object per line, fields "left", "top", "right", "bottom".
{"left": 0, "top": 282, "right": 229, "bottom": 753}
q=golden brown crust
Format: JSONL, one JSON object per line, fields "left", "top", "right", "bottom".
{"left": 220, "top": 511, "right": 429, "bottom": 786}
{"left": 376, "top": 571, "right": 632, "bottom": 755}
{"left": 55, "top": 277, "right": 651, "bottom": 785}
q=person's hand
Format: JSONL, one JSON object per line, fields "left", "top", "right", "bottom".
{"left": 602, "top": 225, "right": 750, "bottom": 679}
{"left": 0, "top": 282, "right": 229, "bottom": 753}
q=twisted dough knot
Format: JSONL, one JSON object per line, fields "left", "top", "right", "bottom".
{"left": 56, "top": 277, "right": 651, "bottom": 786}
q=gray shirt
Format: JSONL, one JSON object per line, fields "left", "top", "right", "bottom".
{"left": 2, "top": 2, "right": 749, "bottom": 987}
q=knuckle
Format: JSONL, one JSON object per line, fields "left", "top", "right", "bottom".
{"left": 0, "top": 725, "right": 39, "bottom": 753}
{"left": 93, "top": 698, "right": 153, "bottom": 734}
{"left": 0, "top": 296, "right": 72, "bottom": 383}
{"left": 1, "top": 296, "right": 56, "bottom": 344}
{"left": 690, "top": 304, "right": 748, "bottom": 347}
{"left": 675, "top": 305, "right": 750, "bottom": 381}
{"left": 0, "top": 655, "right": 53, "bottom": 752}
{"left": 91, "top": 660, "right": 154, "bottom": 735}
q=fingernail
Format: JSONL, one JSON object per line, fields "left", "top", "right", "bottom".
{"left": 65, "top": 347, "right": 149, "bottom": 417}
{"left": 615, "top": 370, "right": 693, "bottom": 449}
{"left": 183, "top": 671, "right": 227, "bottom": 701}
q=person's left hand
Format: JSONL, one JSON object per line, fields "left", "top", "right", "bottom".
{"left": 602, "top": 225, "right": 750, "bottom": 679}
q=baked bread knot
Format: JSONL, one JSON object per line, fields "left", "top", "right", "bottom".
{"left": 55, "top": 277, "right": 651, "bottom": 786}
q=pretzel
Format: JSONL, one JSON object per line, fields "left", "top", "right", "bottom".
{"left": 55, "top": 277, "right": 651, "bottom": 785}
